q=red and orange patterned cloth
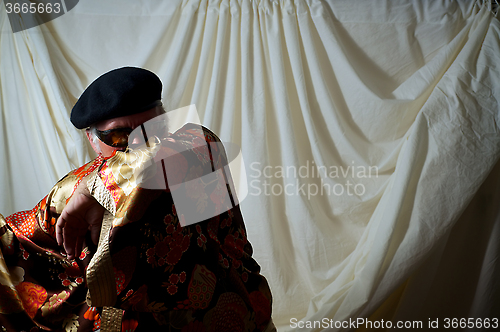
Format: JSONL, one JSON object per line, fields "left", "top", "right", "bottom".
{"left": 0, "top": 124, "right": 272, "bottom": 331}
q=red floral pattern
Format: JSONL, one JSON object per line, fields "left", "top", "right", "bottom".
{"left": 115, "top": 268, "right": 126, "bottom": 294}
{"left": 145, "top": 219, "right": 191, "bottom": 269}
{"left": 58, "top": 261, "right": 84, "bottom": 287}
{"left": 206, "top": 292, "right": 248, "bottom": 332}
{"left": 188, "top": 265, "right": 216, "bottom": 310}
{"left": 84, "top": 307, "right": 99, "bottom": 321}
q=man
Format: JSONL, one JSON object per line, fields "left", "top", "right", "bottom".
{"left": 0, "top": 67, "right": 274, "bottom": 331}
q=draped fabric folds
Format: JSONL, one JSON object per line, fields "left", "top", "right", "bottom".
{"left": 1, "top": 0, "right": 499, "bottom": 331}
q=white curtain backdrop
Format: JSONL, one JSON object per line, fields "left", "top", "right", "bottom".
{"left": 1, "top": 0, "right": 499, "bottom": 331}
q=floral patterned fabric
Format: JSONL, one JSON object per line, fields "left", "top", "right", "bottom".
{"left": 0, "top": 124, "right": 272, "bottom": 331}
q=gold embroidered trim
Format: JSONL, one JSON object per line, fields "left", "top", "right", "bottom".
{"left": 86, "top": 211, "right": 116, "bottom": 307}
{"left": 0, "top": 214, "right": 6, "bottom": 228}
{"left": 0, "top": 214, "right": 13, "bottom": 248}
{"left": 101, "top": 306, "right": 123, "bottom": 332}
{"left": 87, "top": 170, "right": 116, "bottom": 216}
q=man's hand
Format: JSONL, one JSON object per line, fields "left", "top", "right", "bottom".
{"left": 56, "top": 180, "right": 105, "bottom": 260}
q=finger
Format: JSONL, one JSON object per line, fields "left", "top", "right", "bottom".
{"left": 55, "top": 217, "right": 66, "bottom": 246}
{"left": 62, "top": 224, "right": 79, "bottom": 260}
{"left": 64, "top": 240, "right": 75, "bottom": 260}
{"left": 73, "top": 234, "right": 84, "bottom": 260}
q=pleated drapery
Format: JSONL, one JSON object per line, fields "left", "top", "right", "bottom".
{"left": 1, "top": 1, "right": 499, "bottom": 330}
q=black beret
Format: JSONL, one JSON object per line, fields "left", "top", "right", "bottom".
{"left": 70, "top": 67, "right": 162, "bottom": 129}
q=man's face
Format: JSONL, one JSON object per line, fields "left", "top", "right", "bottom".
{"left": 86, "top": 106, "right": 165, "bottom": 158}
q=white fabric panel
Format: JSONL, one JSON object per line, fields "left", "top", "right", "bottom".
{"left": 1, "top": 0, "right": 499, "bottom": 331}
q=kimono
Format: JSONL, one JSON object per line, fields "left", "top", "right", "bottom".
{"left": 0, "top": 124, "right": 273, "bottom": 332}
